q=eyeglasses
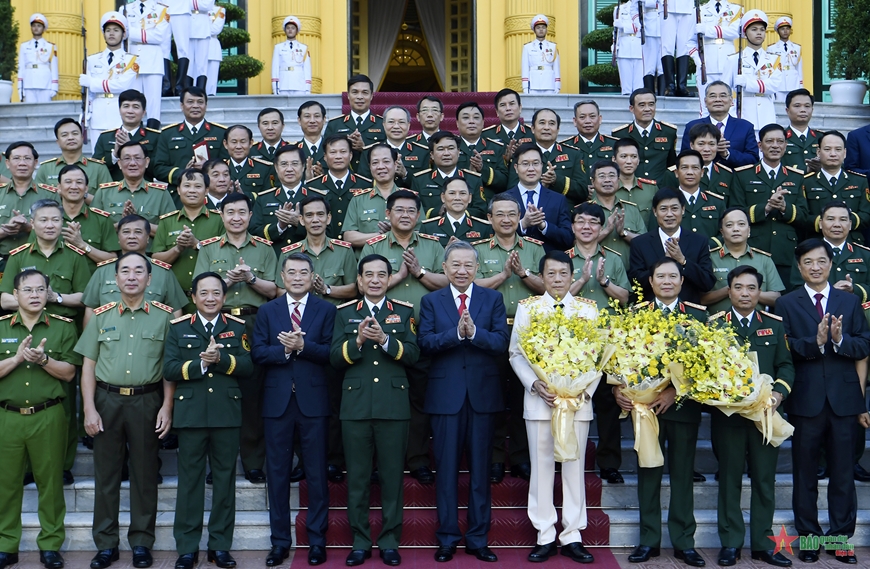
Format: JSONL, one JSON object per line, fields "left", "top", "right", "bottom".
{"left": 119, "top": 156, "right": 146, "bottom": 163}
{"left": 518, "top": 161, "right": 542, "bottom": 168}
{"left": 18, "top": 287, "right": 46, "bottom": 295}
{"left": 391, "top": 207, "right": 418, "bottom": 216}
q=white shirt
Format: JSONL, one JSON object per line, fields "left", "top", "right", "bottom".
{"left": 579, "top": 134, "right": 598, "bottom": 145}
{"left": 436, "top": 167, "right": 458, "bottom": 179}
{"left": 704, "top": 163, "right": 714, "bottom": 180}
{"left": 634, "top": 121, "right": 654, "bottom": 137}
{"left": 184, "top": 119, "right": 206, "bottom": 133}
{"left": 823, "top": 169, "right": 843, "bottom": 184}
{"left": 282, "top": 182, "right": 302, "bottom": 200}
{"left": 329, "top": 171, "right": 350, "bottom": 187}
{"left": 303, "top": 136, "right": 323, "bottom": 153}
{"left": 230, "top": 158, "right": 246, "bottom": 171}
{"left": 824, "top": 238, "right": 847, "bottom": 256}
{"left": 451, "top": 283, "right": 476, "bottom": 340}
{"left": 710, "top": 114, "right": 730, "bottom": 132}
{"left": 537, "top": 143, "right": 555, "bottom": 155}
{"left": 732, "top": 309, "right": 756, "bottom": 328}
{"left": 461, "top": 137, "right": 480, "bottom": 147}
{"left": 285, "top": 293, "right": 309, "bottom": 358}
{"left": 199, "top": 313, "right": 220, "bottom": 373}
{"left": 207, "top": 194, "right": 224, "bottom": 208}
{"left": 363, "top": 297, "right": 389, "bottom": 351}
{"left": 790, "top": 126, "right": 810, "bottom": 138}
{"left": 658, "top": 226, "right": 682, "bottom": 251}
{"left": 350, "top": 111, "right": 370, "bottom": 125}
{"left": 680, "top": 187, "right": 701, "bottom": 205}
{"left": 656, "top": 298, "right": 679, "bottom": 312}
{"left": 445, "top": 211, "right": 466, "bottom": 229}
{"left": 803, "top": 283, "right": 841, "bottom": 351}
{"left": 761, "top": 162, "right": 780, "bottom": 179}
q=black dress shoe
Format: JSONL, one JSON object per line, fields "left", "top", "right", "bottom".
{"left": 379, "top": 549, "right": 401, "bottom": 566}
{"left": 717, "top": 547, "right": 740, "bottom": 566}
{"left": 817, "top": 467, "right": 828, "bottom": 480}
{"left": 466, "top": 546, "right": 498, "bottom": 562}
{"left": 409, "top": 466, "right": 434, "bottom": 484}
{"left": 161, "top": 433, "right": 179, "bottom": 449}
{"left": 511, "top": 462, "right": 532, "bottom": 481}
{"left": 265, "top": 546, "right": 290, "bottom": 566}
{"left": 206, "top": 470, "right": 213, "bottom": 485}
{"left": 308, "top": 545, "right": 327, "bottom": 566}
{"left": 751, "top": 550, "right": 792, "bottom": 567}
{"left": 528, "top": 542, "right": 558, "bottom": 562}
{"left": 826, "top": 547, "right": 858, "bottom": 564}
{"left": 0, "top": 552, "right": 19, "bottom": 569}
{"left": 23, "top": 472, "right": 34, "bottom": 486}
{"left": 40, "top": 550, "right": 64, "bottom": 569}
{"left": 174, "top": 552, "right": 198, "bottom": 569}
{"left": 346, "top": 549, "right": 371, "bottom": 566}
{"left": 693, "top": 471, "right": 707, "bottom": 482}
{"left": 675, "top": 548, "right": 706, "bottom": 567}
{"left": 628, "top": 545, "right": 660, "bottom": 563}
{"left": 245, "top": 469, "right": 267, "bottom": 483}
{"left": 434, "top": 545, "right": 455, "bottom": 562}
{"left": 90, "top": 548, "right": 120, "bottom": 569}
{"left": 599, "top": 468, "right": 624, "bottom": 484}
{"left": 82, "top": 435, "right": 94, "bottom": 449}
{"left": 62, "top": 470, "right": 74, "bottom": 486}
{"left": 208, "top": 550, "right": 236, "bottom": 568}
{"left": 328, "top": 464, "right": 345, "bottom": 483}
{"left": 561, "top": 542, "right": 594, "bottom": 563}
{"left": 489, "top": 462, "right": 505, "bottom": 483}
{"left": 289, "top": 466, "right": 306, "bottom": 483}
{"left": 798, "top": 548, "right": 819, "bottom": 563}
{"left": 854, "top": 463, "right": 870, "bottom": 482}
{"left": 132, "top": 546, "right": 153, "bottom": 568}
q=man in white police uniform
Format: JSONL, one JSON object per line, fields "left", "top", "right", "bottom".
{"left": 206, "top": 5, "right": 226, "bottom": 96}
{"left": 271, "top": 16, "right": 312, "bottom": 95}
{"left": 123, "top": 0, "right": 171, "bottom": 129}
{"left": 167, "top": 0, "right": 192, "bottom": 93}
{"left": 613, "top": 1, "right": 644, "bottom": 96}
{"left": 188, "top": 0, "right": 216, "bottom": 91}
{"left": 17, "top": 13, "right": 59, "bottom": 103}
{"left": 521, "top": 15, "right": 560, "bottom": 94}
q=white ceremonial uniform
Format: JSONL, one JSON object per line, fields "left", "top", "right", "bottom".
{"left": 206, "top": 6, "right": 226, "bottom": 96}
{"left": 82, "top": 49, "right": 139, "bottom": 150}
{"left": 641, "top": 0, "right": 662, "bottom": 78}
{"left": 124, "top": 0, "right": 170, "bottom": 123}
{"left": 723, "top": 47, "right": 782, "bottom": 134}
{"left": 688, "top": 0, "right": 743, "bottom": 109}
{"left": 766, "top": 40, "right": 802, "bottom": 102}
{"left": 509, "top": 292, "right": 600, "bottom": 546}
{"left": 614, "top": 3, "right": 644, "bottom": 96}
{"left": 188, "top": 0, "right": 215, "bottom": 80}
{"left": 521, "top": 40, "right": 561, "bottom": 94}
{"left": 17, "top": 38, "right": 58, "bottom": 103}
{"left": 271, "top": 40, "right": 312, "bottom": 95}
{"left": 660, "top": 0, "right": 694, "bottom": 58}
{"left": 167, "top": 0, "right": 191, "bottom": 59}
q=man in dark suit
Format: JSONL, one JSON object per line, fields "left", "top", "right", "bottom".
{"left": 505, "top": 142, "right": 573, "bottom": 252}
{"left": 680, "top": 81, "right": 759, "bottom": 169}
{"left": 775, "top": 238, "right": 870, "bottom": 565}
{"left": 845, "top": 123, "right": 870, "bottom": 178}
{"left": 252, "top": 252, "right": 338, "bottom": 567}
{"left": 418, "top": 241, "right": 509, "bottom": 563}
{"left": 628, "top": 188, "right": 716, "bottom": 303}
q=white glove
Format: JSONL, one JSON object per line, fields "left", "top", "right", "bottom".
{"left": 49, "top": 90, "right": 57, "bottom": 99}
{"left": 79, "top": 74, "right": 90, "bottom": 88}
{"left": 695, "top": 23, "right": 708, "bottom": 36}
{"left": 732, "top": 75, "right": 747, "bottom": 88}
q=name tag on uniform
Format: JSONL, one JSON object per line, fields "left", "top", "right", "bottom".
{"left": 182, "top": 334, "right": 197, "bottom": 338}
{"left": 1, "top": 338, "right": 18, "bottom": 343}
{"left": 808, "top": 187, "right": 825, "bottom": 192}
{"left": 22, "top": 266, "right": 36, "bottom": 271}
{"left": 219, "top": 331, "right": 235, "bottom": 339}
{"left": 348, "top": 318, "right": 363, "bottom": 323}
{"left": 748, "top": 181, "right": 763, "bottom": 185}
{"left": 433, "top": 233, "right": 447, "bottom": 237}
{"left": 484, "top": 259, "right": 500, "bottom": 264}
{"left": 0, "top": 205, "right": 7, "bottom": 210}
{"left": 756, "top": 328, "right": 774, "bottom": 337}
{"left": 385, "top": 314, "right": 401, "bottom": 324}
{"left": 170, "top": 229, "right": 183, "bottom": 236}
{"left": 265, "top": 202, "right": 280, "bottom": 208}
{"left": 714, "top": 267, "right": 729, "bottom": 273}
{"left": 171, "top": 137, "right": 185, "bottom": 141}
{"left": 655, "top": 137, "right": 668, "bottom": 143}
{"left": 363, "top": 209, "right": 377, "bottom": 215}
{"left": 211, "top": 259, "right": 227, "bottom": 264}
{"left": 99, "top": 327, "right": 116, "bottom": 334}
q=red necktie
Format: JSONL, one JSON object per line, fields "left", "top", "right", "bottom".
{"left": 291, "top": 301, "right": 302, "bottom": 330}
{"left": 458, "top": 293, "right": 468, "bottom": 315}
{"left": 814, "top": 293, "right": 824, "bottom": 320}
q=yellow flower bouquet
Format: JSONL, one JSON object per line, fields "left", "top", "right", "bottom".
{"left": 517, "top": 305, "right": 616, "bottom": 462}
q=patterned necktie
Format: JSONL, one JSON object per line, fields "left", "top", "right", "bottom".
{"left": 205, "top": 321, "right": 214, "bottom": 337}
{"left": 753, "top": 51, "right": 759, "bottom": 66}
{"left": 291, "top": 302, "right": 302, "bottom": 330}
{"left": 814, "top": 293, "right": 824, "bottom": 319}
{"left": 458, "top": 293, "right": 468, "bottom": 315}
{"left": 108, "top": 52, "right": 114, "bottom": 66}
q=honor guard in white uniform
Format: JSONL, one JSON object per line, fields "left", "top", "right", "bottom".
{"left": 167, "top": 0, "right": 192, "bottom": 93}
{"left": 521, "top": 15, "right": 561, "bottom": 94}
{"left": 17, "top": 14, "right": 58, "bottom": 103}
{"left": 123, "top": 0, "right": 171, "bottom": 129}
{"left": 659, "top": 0, "right": 694, "bottom": 96}
{"left": 766, "top": 16, "right": 802, "bottom": 102}
{"left": 688, "top": 0, "right": 743, "bottom": 110}
{"left": 189, "top": 0, "right": 216, "bottom": 90}
{"left": 206, "top": 5, "right": 226, "bottom": 96}
{"left": 271, "top": 16, "right": 312, "bottom": 95}
{"left": 613, "top": 1, "right": 644, "bottom": 96}
{"left": 723, "top": 10, "right": 782, "bottom": 135}
{"left": 160, "top": 17, "right": 173, "bottom": 96}
{"left": 80, "top": 12, "right": 139, "bottom": 152}
{"left": 640, "top": 1, "right": 662, "bottom": 92}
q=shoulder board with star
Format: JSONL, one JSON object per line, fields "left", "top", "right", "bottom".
{"left": 87, "top": 157, "right": 106, "bottom": 165}
{"left": 281, "top": 242, "right": 303, "bottom": 254}
{"left": 97, "top": 258, "right": 115, "bottom": 267}
{"left": 523, "top": 236, "right": 544, "bottom": 246}
{"left": 804, "top": 172, "right": 816, "bottom": 178}
{"left": 632, "top": 301, "right": 652, "bottom": 311}
{"left": 470, "top": 215, "right": 492, "bottom": 225}
{"left": 99, "top": 181, "right": 122, "bottom": 189}
{"left": 461, "top": 169, "right": 481, "bottom": 177}
{"left": 161, "top": 123, "right": 181, "bottom": 131}
{"left": 853, "top": 242, "right": 870, "bottom": 252}
{"left": 366, "top": 234, "right": 387, "bottom": 245}
{"left": 848, "top": 170, "right": 868, "bottom": 179}
{"left": 471, "top": 238, "right": 491, "bottom": 246}
{"left": 602, "top": 245, "right": 622, "bottom": 256}
{"left": 93, "top": 302, "right": 117, "bottom": 315}
{"left": 750, "top": 247, "right": 772, "bottom": 256}
{"left": 716, "top": 164, "right": 733, "bottom": 172}
{"left": 638, "top": 178, "right": 658, "bottom": 185}
{"left": 308, "top": 187, "right": 328, "bottom": 196}
{"left": 90, "top": 207, "right": 111, "bottom": 217}
{"left": 390, "top": 298, "right": 414, "bottom": 308}
{"left": 251, "top": 235, "right": 272, "bottom": 246}
{"left": 328, "top": 115, "right": 347, "bottom": 123}
{"left": 331, "top": 239, "right": 353, "bottom": 249}
{"left": 418, "top": 233, "right": 440, "bottom": 242}
{"left": 159, "top": 210, "right": 179, "bottom": 220}
{"left": 414, "top": 168, "right": 432, "bottom": 177}
{"left": 518, "top": 296, "right": 535, "bottom": 305}
{"left": 198, "top": 236, "right": 221, "bottom": 247}
{"left": 351, "top": 188, "right": 371, "bottom": 195}
{"left": 252, "top": 157, "right": 273, "bottom": 167}
{"left": 483, "top": 138, "right": 504, "bottom": 147}
{"left": 9, "top": 243, "right": 30, "bottom": 255}
{"left": 683, "top": 301, "right": 707, "bottom": 311}
{"left": 706, "top": 190, "right": 725, "bottom": 200}
{"left": 785, "top": 166, "right": 804, "bottom": 175}
{"left": 145, "top": 127, "right": 161, "bottom": 134}
{"left": 147, "top": 182, "right": 168, "bottom": 190}
{"left": 151, "top": 258, "right": 172, "bottom": 270}
{"left": 65, "top": 242, "right": 86, "bottom": 255}
{"left": 37, "top": 183, "right": 58, "bottom": 193}
{"left": 620, "top": 199, "right": 638, "bottom": 207}
{"left": 421, "top": 217, "right": 440, "bottom": 224}
{"left": 304, "top": 175, "right": 323, "bottom": 185}
{"left": 0, "top": 314, "right": 12, "bottom": 321}
{"left": 760, "top": 310, "right": 782, "bottom": 321}
{"left": 362, "top": 142, "right": 379, "bottom": 151}
{"left": 151, "top": 301, "right": 174, "bottom": 313}
{"left": 707, "top": 311, "right": 727, "bottom": 322}
{"left": 337, "top": 299, "right": 358, "bottom": 309}
{"left": 735, "top": 164, "right": 755, "bottom": 172}
{"left": 658, "top": 121, "right": 678, "bottom": 131}
{"left": 224, "top": 313, "right": 245, "bottom": 324}
{"left": 47, "top": 313, "right": 74, "bottom": 323}
{"left": 171, "top": 314, "right": 191, "bottom": 324}
{"left": 611, "top": 123, "right": 631, "bottom": 132}
{"left": 482, "top": 124, "right": 497, "bottom": 133}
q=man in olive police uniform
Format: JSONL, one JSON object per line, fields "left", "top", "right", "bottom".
{"left": 34, "top": 119, "right": 113, "bottom": 194}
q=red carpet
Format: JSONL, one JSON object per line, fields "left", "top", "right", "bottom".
{"left": 289, "top": 546, "right": 621, "bottom": 569}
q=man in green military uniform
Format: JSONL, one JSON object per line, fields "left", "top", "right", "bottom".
{"left": 662, "top": 124, "right": 735, "bottom": 206}
{"left": 91, "top": 90, "right": 159, "bottom": 181}
{"left": 194, "top": 193, "right": 280, "bottom": 484}
{"left": 164, "top": 272, "right": 253, "bottom": 569}
{"left": 224, "top": 124, "right": 275, "bottom": 200}
{"left": 360, "top": 190, "right": 447, "bottom": 485}
{"left": 615, "top": 257, "right": 708, "bottom": 566}
{"left": 295, "top": 101, "right": 327, "bottom": 177}
{"left": 589, "top": 160, "right": 646, "bottom": 272}
{"left": 305, "top": 136, "right": 371, "bottom": 239}
{"left": 0, "top": 142, "right": 59, "bottom": 273}
{"left": 0, "top": 269, "right": 79, "bottom": 569}
{"left": 802, "top": 130, "right": 870, "bottom": 244}
{"left": 611, "top": 89, "right": 678, "bottom": 182}
{"left": 82, "top": 214, "right": 187, "bottom": 322}
{"left": 612, "top": 138, "right": 659, "bottom": 225}
{"left": 732, "top": 124, "right": 809, "bottom": 285}
{"left": 782, "top": 89, "right": 821, "bottom": 173}
{"left": 701, "top": 208, "right": 784, "bottom": 314}
{"left": 560, "top": 100, "right": 616, "bottom": 199}
{"left": 708, "top": 266, "right": 794, "bottom": 567}
{"left": 249, "top": 108, "right": 293, "bottom": 162}
{"left": 251, "top": 146, "right": 310, "bottom": 256}
{"left": 329, "top": 253, "right": 420, "bottom": 567}
{"left": 152, "top": 86, "right": 229, "bottom": 194}
{"left": 411, "top": 132, "right": 485, "bottom": 219}
{"left": 358, "top": 106, "right": 430, "bottom": 182}
{"left": 323, "top": 76, "right": 385, "bottom": 173}
{"left": 90, "top": 141, "right": 176, "bottom": 229}
{"left": 456, "top": 102, "right": 508, "bottom": 198}
{"left": 57, "top": 164, "right": 119, "bottom": 272}
{"left": 484, "top": 89, "right": 536, "bottom": 159}
{"left": 409, "top": 96, "right": 444, "bottom": 146}
{"left": 420, "top": 176, "right": 492, "bottom": 247}
{"left": 33, "top": 119, "right": 112, "bottom": 194}
{"left": 76, "top": 252, "right": 175, "bottom": 569}
{"left": 672, "top": 150, "right": 728, "bottom": 240}
{"left": 152, "top": 168, "right": 225, "bottom": 307}
{"left": 474, "top": 193, "right": 545, "bottom": 482}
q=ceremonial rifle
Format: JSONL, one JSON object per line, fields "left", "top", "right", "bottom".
{"left": 694, "top": 0, "right": 707, "bottom": 84}
{"left": 638, "top": 2, "right": 646, "bottom": 45}
{"left": 81, "top": 3, "right": 88, "bottom": 145}
{"left": 736, "top": 19, "right": 744, "bottom": 119}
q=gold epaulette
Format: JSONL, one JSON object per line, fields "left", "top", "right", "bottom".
{"left": 305, "top": 175, "right": 324, "bottom": 185}
{"left": 667, "top": 165, "right": 677, "bottom": 172}
{"left": 257, "top": 188, "right": 275, "bottom": 197}
{"left": 99, "top": 181, "right": 122, "bottom": 189}
{"left": 198, "top": 236, "right": 221, "bottom": 247}
{"left": 94, "top": 302, "right": 117, "bottom": 315}
{"left": 353, "top": 174, "right": 373, "bottom": 183}
{"left": 760, "top": 310, "right": 782, "bottom": 321}
{"left": 337, "top": 299, "right": 357, "bottom": 309}
{"left": 147, "top": 182, "right": 168, "bottom": 190}
{"left": 48, "top": 313, "right": 74, "bottom": 323}
{"left": 161, "top": 123, "right": 181, "bottom": 131}
{"left": 717, "top": 164, "right": 733, "bottom": 172}
{"left": 848, "top": 170, "right": 868, "bottom": 178}
{"left": 152, "top": 258, "right": 172, "bottom": 270}
{"left": 391, "top": 298, "right": 414, "bottom": 308}
{"left": 308, "top": 187, "right": 328, "bottom": 196}
{"left": 785, "top": 166, "right": 804, "bottom": 175}
{"left": 86, "top": 157, "right": 106, "bottom": 165}
{"left": 171, "top": 314, "right": 190, "bottom": 324}
{"left": 602, "top": 245, "right": 622, "bottom": 256}
{"left": 414, "top": 168, "right": 432, "bottom": 177}
{"left": 159, "top": 210, "right": 179, "bottom": 219}
{"left": 461, "top": 169, "right": 481, "bottom": 177}
{"left": 90, "top": 207, "right": 111, "bottom": 217}
{"left": 37, "top": 183, "right": 57, "bottom": 192}
{"left": 151, "top": 301, "right": 174, "bottom": 313}
{"left": 65, "top": 243, "right": 86, "bottom": 255}
{"left": 209, "top": 122, "right": 228, "bottom": 129}
{"left": 735, "top": 164, "right": 754, "bottom": 172}
{"left": 638, "top": 177, "right": 658, "bottom": 185}
{"left": 659, "top": 121, "right": 678, "bottom": 130}
{"left": 225, "top": 313, "right": 245, "bottom": 324}
{"left": 708, "top": 311, "right": 727, "bottom": 322}
{"left": 683, "top": 301, "right": 707, "bottom": 311}
{"left": 706, "top": 190, "right": 725, "bottom": 200}
{"left": 410, "top": 142, "right": 428, "bottom": 151}
{"left": 750, "top": 247, "right": 772, "bottom": 256}
{"left": 620, "top": 199, "right": 638, "bottom": 207}
{"left": 471, "top": 238, "right": 491, "bottom": 246}
{"left": 331, "top": 239, "right": 353, "bottom": 248}
{"left": 97, "top": 258, "right": 115, "bottom": 267}
{"left": 251, "top": 235, "right": 273, "bottom": 246}
{"left": 519, "top": 296, "right": 535, "bottom": 304}
{"left": 100, "top": 128, "right": 115, "bottom": 134}
{"left": 9, "top": 243, "right": 30, "bottom": 255}
{"left": 351, "top": 188, "right": 371, "bottom": 195}
{"left": 328, "top": 115, "right": 346, "bottom": 122}
{"left": 40, "top": 158, "right": 56, "bottom": 165}
{"left": 853, "top": 242, "right": 870, "bottom": 252}
{"left": 252, "top": 157, "right": 273, "bottom": 167}
{"left": 362, "top": 142, "right": 378, "bottom": 150}
{"left": 710, "top": 246, "right": 722, "bottom": 254}
{"left": 281, "top": 242, "right": 303, "bottom": 254}
{"left": 421, "top": 217, "right": 440, "bottom": 224}
{"left": 612, "top": 123, "right": 631, "bottom": 132}
{"left": 471, "top": 215, "right": 492, "bottom": 225}
{"left": 804, "top": 171, "right": 816, "bottom": 178}
{"left": 418, "top": 233, "right": 440, "bottom": 241}
{"left": 145, "top": 127, "right": 161, "bottom": 134}
{"left": 631, "top": 301, "right": 651, "bottom": 310}
{"left": 0, "top": 314, "right": 12, "bottom": 320}
{"left": 523, "top": 236, "right": 544, "bottom": 246}
{"left": 366, "top": 234, "right": 387, "bottom": 245}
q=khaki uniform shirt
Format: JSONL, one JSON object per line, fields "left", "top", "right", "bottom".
{"left": 82, "top": 258, "right": 188, "bottom": 311}
{"left": 567, "top": 244, "right": 630, "bottom": 310}
{"left": 152, "top": 206, "right": 225, "bottom": 293}
{"left": 193, "top": 233, "right": 280, "bottom": 309}
{"left": 708, "top": 246, "right": 784, "bottom": 313}
{"left": 473, "top": 235, "right": 545, "bottom": 318}
{"left": 0, "top": 183, "right": 59, "bottom": 257}
{"left": 280, "top": 238, "right": 358, "bottom": 306}
{"left": 34, "top": 156, "right": 113, "bottom": 195}
{"left": 90, "top": 180, "right": 176, "bottom": 226}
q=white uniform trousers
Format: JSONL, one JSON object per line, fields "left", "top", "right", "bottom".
{"left": 135, "top": 75, "right": 164, "bottom": 122}
{"left": 189, "top": 39, "right": 209, "bottom": 79}
{"left": 660, "top": 13, "right": 693, "bottom": 57}
{"left": 739, "top": 93, "right": 775, "bottom": 138}
{"left": 206, "top": 61, "right": 219, "bottom": 95}
{"left": 526, "top": 419, "right": 590, "bottom": 545}
{"left": 22, "top": 89, "right": 53, "bottom": 103}
{"left": 170, "top": 13, "right": 191, "bottom": 59}
{"left": 643, "top": 37, "right": 662, "bottom": 77}
{"left": 277, "top": 90, "right": 309, "bottom": 96}
{"left": 618, "top": 59, "right": 645, "bottom": 95}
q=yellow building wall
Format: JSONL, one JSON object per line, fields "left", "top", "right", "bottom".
{"left": 756, "top": 0, "right": 813, "bottom": 92}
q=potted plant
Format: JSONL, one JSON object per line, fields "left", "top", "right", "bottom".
{"left": 827, "top": 0, "right": 870, "bottom": 104}
{"left": 0, "top": 0, "right": 19, "bottom": 103}
{"left": 215, "top": 2, "right": 263, "bottom": 89}
{"left": 580, "top": 6, "right": 620, "bottom": 89}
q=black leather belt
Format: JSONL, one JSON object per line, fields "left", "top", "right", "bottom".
{"left": 222, "top": 307, "right": 258, "bottom": 316}
{"left": 1, "top": 397, "right": 62, "bottom": 415}
{"left": 97, "top": 381, "right": 161, "bottom": 396}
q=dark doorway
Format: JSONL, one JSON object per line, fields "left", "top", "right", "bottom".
{"left": 380, "top": 2, "right": 442, "bottom": 91}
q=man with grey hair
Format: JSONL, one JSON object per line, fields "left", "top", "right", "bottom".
{"left": 418, "top": 239, "right": 510, "bottom": 563}
{"left": 359, "top": 105, "right": 429, "bottom": 182}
